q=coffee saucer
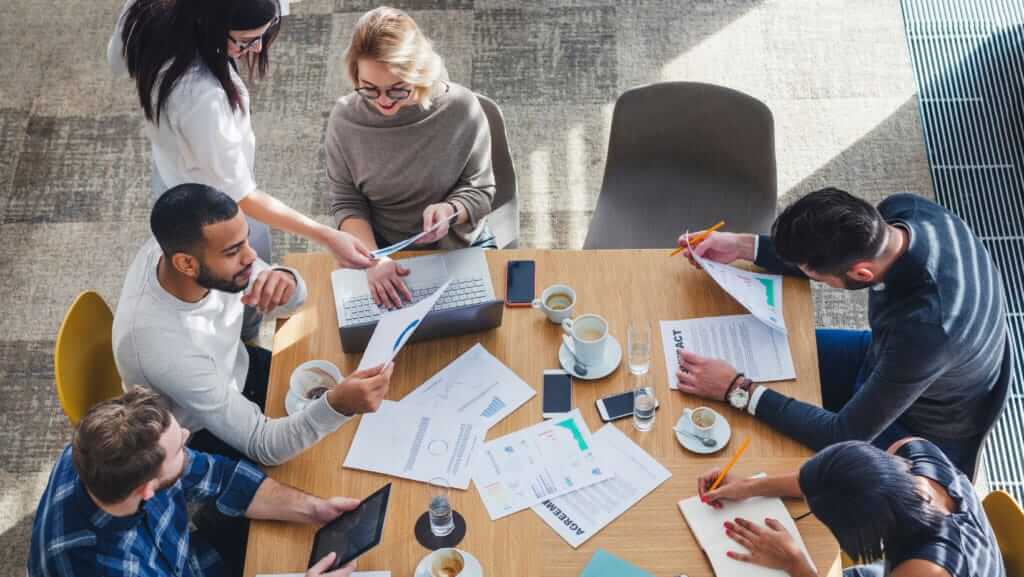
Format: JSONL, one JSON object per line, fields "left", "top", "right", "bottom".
{"left": 414, "top": 548, "right": 483, "bottom": 577}
{"left": 558, "top": 335, "right": 622, "bottom": 380}
{"left": 674, "top": 411, "right": 732, "bottom": 454}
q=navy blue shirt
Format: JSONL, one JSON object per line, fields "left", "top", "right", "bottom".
{"left": 754, "top": 194, "right": 1006, "bottom": 446}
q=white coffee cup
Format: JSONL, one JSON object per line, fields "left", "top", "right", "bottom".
{"left": 430, "top": 548, "right": 468, "bottom": 577}
{"left": 683, "top": 406, "right": 718, "bottom": 441}
{"left": 561, "top": 314, "right": 609, "bottom": 368}
{"left": 288, "top": 360, "right": 342, "bottom": 411}
{"left": 531, "top": 284, "right": 576, "bottom": 323}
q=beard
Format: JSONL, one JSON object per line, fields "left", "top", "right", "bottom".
{"left": 195, "top": 261, "right": 251, "bottom": 293}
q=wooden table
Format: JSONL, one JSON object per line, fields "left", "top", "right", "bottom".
{"left": 244, "top": 250, "right": 841, "bottom": 577}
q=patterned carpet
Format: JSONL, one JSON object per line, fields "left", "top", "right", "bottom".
{"left": 0, "top": 0, "right": 933, "bottom": 572}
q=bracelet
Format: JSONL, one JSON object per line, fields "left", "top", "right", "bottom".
{"left": 446, "top": 200, "right": 460, "bottom": 219}
{"left": 724, "top": 372, "right": 746, "bottom": 402}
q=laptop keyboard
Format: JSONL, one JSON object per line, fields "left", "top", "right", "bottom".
{"left": 343, "top": 277, "right": 491, "bottom": 325}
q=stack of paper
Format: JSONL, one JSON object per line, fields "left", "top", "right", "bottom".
{"left": 661, "top": 315, "right": 795, "bottom": 385}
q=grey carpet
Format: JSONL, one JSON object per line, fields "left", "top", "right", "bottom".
{"left": 0, "top": 0, "right": 933, "bottom": 572}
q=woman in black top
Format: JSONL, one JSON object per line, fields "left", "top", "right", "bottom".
{"left": 697, "top": 438, "right": 1004, "bottom": 577}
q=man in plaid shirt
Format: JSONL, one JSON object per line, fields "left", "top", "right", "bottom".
{"left": 28, "top": 387, "right": 357, "bottom": 577}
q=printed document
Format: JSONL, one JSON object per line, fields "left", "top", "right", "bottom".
{"left": 689, "top": 236, "right": 786, "bottom": 333}
{"left": 357, "top": 280, "right": 450, "bottom": 371}
{"left": 532, "top": 425, "right": 671, "bottom": 548}
{"left": 679, "top": 493, "right": 813, "bottom": 577}
{"left": 661, "top": 315, "right": 795, "bottom": 385}
{"left": 401, "top": 343, "right": 536, "bottom": 430}
{"left": 472, "top": 409, "right": 613, "bottom": 520}
{"left": 343, "top": 401, "right": 483, "bottom": 490}
{"left": 371, "top": 212, "right": 460, "bottom": 258}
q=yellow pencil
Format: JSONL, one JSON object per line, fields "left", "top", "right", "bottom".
{"left": 669, "top": 220, "right": 726, "bottom": 257}
{"left": 708, "top": 437, "right": 750, "bottom": 492}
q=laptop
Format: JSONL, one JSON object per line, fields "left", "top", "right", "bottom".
{"left": 330, "top": 248, "right": 504, "bottom": 353}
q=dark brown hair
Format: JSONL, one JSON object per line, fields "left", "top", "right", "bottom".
{"left": 71, "top": 387, "right": 172, "bottom": 504}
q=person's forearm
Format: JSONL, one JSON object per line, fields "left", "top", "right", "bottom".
{"left": 239, "top": 189, "right": 332, "bottom": 247}
{"left": 745, "top": 472, "right": 803, "bottom": 499}
{"left": 447, "top": 198, "right": 470, "bottom": 225}
{"left": 339, "top": 216, "right": 378, "bottom": 250}
{"left": 245, "top": 477, "right": 322, "bottom": 524}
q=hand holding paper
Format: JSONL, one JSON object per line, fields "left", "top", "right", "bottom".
{"left": 357, "top": 280, "right": 451, "bottom": 371}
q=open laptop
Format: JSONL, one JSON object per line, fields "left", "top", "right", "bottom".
{"left": 330, "top": 248, "right": 504, "bottom": 353}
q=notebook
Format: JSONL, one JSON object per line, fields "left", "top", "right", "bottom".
{"left": 678, "top": 495, "right": 813, "bottom": 577}
{"left": 579, "top": 549, "right": 654, "bottom": 577}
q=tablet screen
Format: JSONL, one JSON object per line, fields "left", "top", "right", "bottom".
{"left": 308, "top": 483, "right": 391, "bottom": 570}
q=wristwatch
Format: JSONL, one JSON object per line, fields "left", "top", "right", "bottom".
{"left": 727, "top": 374, "right": 755, "bottom": 410}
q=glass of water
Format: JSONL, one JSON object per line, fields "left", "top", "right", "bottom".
{"left": 628, "top": 320, "right": 652, "bottom": 375}
{"left": 633, "top": 384, "right": 656, "bottom": 432}
{"left": 428, "top": 476, "right": 455, "bottom": 537}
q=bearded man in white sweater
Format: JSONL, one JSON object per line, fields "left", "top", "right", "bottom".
{"left": 113, "top": 183, "right": 393, "bottom": 467}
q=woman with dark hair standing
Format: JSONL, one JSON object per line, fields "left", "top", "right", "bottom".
{"left": 697, "top": 439, "right": 1004, "bottom": 577}
{"left": 108, "top": 0, "right": 374, "bottom": 341}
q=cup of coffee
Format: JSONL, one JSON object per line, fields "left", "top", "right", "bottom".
{"left": 532, "top": 284, "right": 576, "bottom": 323}
{"left": 430, "top": 548, "right": 466, "bottom": 577}
{"left": 561, "top": 314, "right": 609, "bottom": 368}
{"left": 683, "top": 406, "right": 717, "bottom": 441}
{"left": 288, "top": 360, "right": 342, "bottom": 411}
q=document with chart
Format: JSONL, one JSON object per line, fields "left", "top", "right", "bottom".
{"left": 661, "top": 315, "right": 796, "bottom": 385}
{"left": 343, "top": 400, "right": 484, "bottom": 489}
{"left": 472, "top": 409, "right": 613, "bottom": 520}
{"left": 689, "top": 237, "right": 786, "bottom": 333}
{"left": 357, "top": 280, "right": 451, "bottom": 371}
{"left": 401, "top": 343, "right": 536, "bottom": 430}
{"left": 532, "top": 424, "right": 671, "bottom": 548}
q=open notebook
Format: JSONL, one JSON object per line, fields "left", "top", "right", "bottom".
{"left": 678, "top": 495, "right": 814, "bottom": 577}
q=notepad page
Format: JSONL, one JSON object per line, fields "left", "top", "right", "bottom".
{"left": 678, "top": 495, "right": 813, "bottom": 577}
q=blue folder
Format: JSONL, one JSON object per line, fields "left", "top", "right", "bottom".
{"left": 579, "top": 549, "right": 655, "bottom": 577}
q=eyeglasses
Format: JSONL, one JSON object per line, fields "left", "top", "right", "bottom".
{"left": 355, "top": 86, "right": 413, "bottom": 102}
{"left": 228, "top": 16, "right": 280, "bottom": 52}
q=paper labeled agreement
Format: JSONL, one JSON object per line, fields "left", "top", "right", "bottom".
{"left": 472, "top": 409, "right": 613, "bottom": 520}
{"left": 532, "top": 425, "right": 671, "bottom": 548}
{"left": 343, "top": 401, "right": 483, "bottom": 490}
{"left": 689, "top": 236, "right": 786, "bottom": 333}
{"left": 401, "top": 344, "right": 536, "bottom": 430}
{"left": 679, "top": 493, "right": 813, "bottom": 577}
{"left": 661, "top": 315, "right": 795, "bottom": 385}
{"left": 357, "top": 280, "right": 450, "bottom": 371}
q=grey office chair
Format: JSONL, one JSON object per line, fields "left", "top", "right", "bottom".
{"left": 476, "top": 93, "right": 519, "bottom": 249}
{"left": 584, "top": 82, "right": 777, "bottom": 249}
{"left": 965, "top": 338, "right": 1015, "bottom": 482}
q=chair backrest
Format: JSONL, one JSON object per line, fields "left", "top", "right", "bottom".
{"left": 965, "top": 337, "right": 1015, "bottom": 481}
{"left": 982, "top": 490, "right": 1024, "bottom": 577}
{"left": 584, "top": 81, "right": 777, "bottom": 249}
{"left": 476, "top": 93, "right": 519, "bottom": 249}
{"left": 54, "top": 291, "right": 123, "bottom": 425}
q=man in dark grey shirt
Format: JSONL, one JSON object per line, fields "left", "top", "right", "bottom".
{"left": 675, "top": 188, "right": 1006, "bottom": 471}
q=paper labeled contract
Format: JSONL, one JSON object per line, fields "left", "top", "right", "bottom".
{"left": 532, "top": 424, "right": 671, "bottom": 548}
{"left": 689, "top": 236, "right": 786, "bottom": 333}
{"left": 357, "top": 280, "right": 451, "bottom": 371}
{"left": 661, "top": 316, "right": 795, "bottom": 385}
{"left": 401, "top": 344, "right": 536, "bottom": 430}
{"left": 678, "top": 493, "right": 813, "bottom": 577}
{"left": 472, "top": 409, "right": 613, "bottom": 520}
{"left": 343, "top": 401, "right": 483, "bottom": 490}
{"left": 371, "top": 212, "right": 460, "bottom": 258}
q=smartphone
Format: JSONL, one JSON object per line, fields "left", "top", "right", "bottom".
{"left": 596, "top": 390, "right": 661, "bottom": 422}
{"left": 542, "top": 369, "right": 572, "bottom": 418}
{"left": 505, "top": 260, "right": 536, "bottom": 306}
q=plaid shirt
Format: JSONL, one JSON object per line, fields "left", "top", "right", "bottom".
{"left": 28, "top": 446, "right": 266, "bottom": 577}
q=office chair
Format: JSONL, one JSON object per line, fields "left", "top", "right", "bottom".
{"left": 476, "top": 93, "right": 519, "bottom": 249}
{"left": 54, "top": 291, "right": 123, "bottom": 425}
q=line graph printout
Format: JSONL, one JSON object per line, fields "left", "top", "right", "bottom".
{"left": 688, "top": 236, "right": 786, "bottom": 333}
{"left": 401, "top": 343, "right": 536, "bottom": 430}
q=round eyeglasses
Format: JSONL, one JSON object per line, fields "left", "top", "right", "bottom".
{"left": 355, "top": 86, "right": 413, "bottom": 102}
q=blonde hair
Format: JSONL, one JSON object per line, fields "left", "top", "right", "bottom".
{"left": 345, "top": 7, "right": 446, "bottom": 108}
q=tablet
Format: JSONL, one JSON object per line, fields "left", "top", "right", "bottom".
{"left": 307, "top": 483, "right": 391, "bottom": 571}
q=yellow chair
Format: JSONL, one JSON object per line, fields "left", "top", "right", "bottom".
{"left": 983, "top": 490, "right": 1024, "bottom": 577}
{"left": 54, "top": 291, "right": 123, "bottom": 425}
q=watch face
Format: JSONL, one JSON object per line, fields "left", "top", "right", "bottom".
{"left": 729, "top": 388, "right": 749, "bottom": 409}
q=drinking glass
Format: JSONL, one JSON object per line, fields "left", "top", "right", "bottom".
{"left": 633, "top": 384, "right": 656, "bottom": 432}
{"left": 428, "top": 476, "right": 455, "bottom": 537}
{"left": 628, "top": 320, "right": 652, "bottom": 375}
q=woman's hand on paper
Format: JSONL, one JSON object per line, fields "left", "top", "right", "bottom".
{"left": 322, "top": 228, "right": 376, "bottom": 269}
{"left": 676, "top": 349, "right": 737, "bottom": 401}
{"left": 697, "top": 467, "right": 751, "bottom": 508}
{"left": 367, "top": 257, "right": 412, "bottom": 310}
{"left": 724, "top": 518, "right": 815, "bottom": 577}
{"left": 419, "top": 202, "right": 458, "bottom": 244}
{"left": 307, "top": 552, "right": 356, "bottom": 577}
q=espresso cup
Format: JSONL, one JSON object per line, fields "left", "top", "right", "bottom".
{"left": 288, "top": 360, "right": 342, "bottom": 411}
{"left": 531, "top": 284, "right": 576, "bottom": 324}
{"left": 430, "top": 548, "right": 466, "bottom": 577}
{"left": 561, "top": 314, "right": 609, "bottom": 368}
{"left": 683, "top": 406, "right": 717, "bottom": 441}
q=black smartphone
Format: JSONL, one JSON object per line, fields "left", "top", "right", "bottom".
{"left": 596, "top": 390, "right": 661, "bottom": 422}
{"left": 505, "top": 260, "right": 536, "bottom": 306}
{"left": 308, "top": 483, "right": 391, "bottom": 571}
{"left": 542, "top": 369, "right": 573, "bottom": 418}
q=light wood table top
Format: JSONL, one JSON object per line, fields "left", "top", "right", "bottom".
{"left": 244, "top": 249, "right": 840, "bottom": 577}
